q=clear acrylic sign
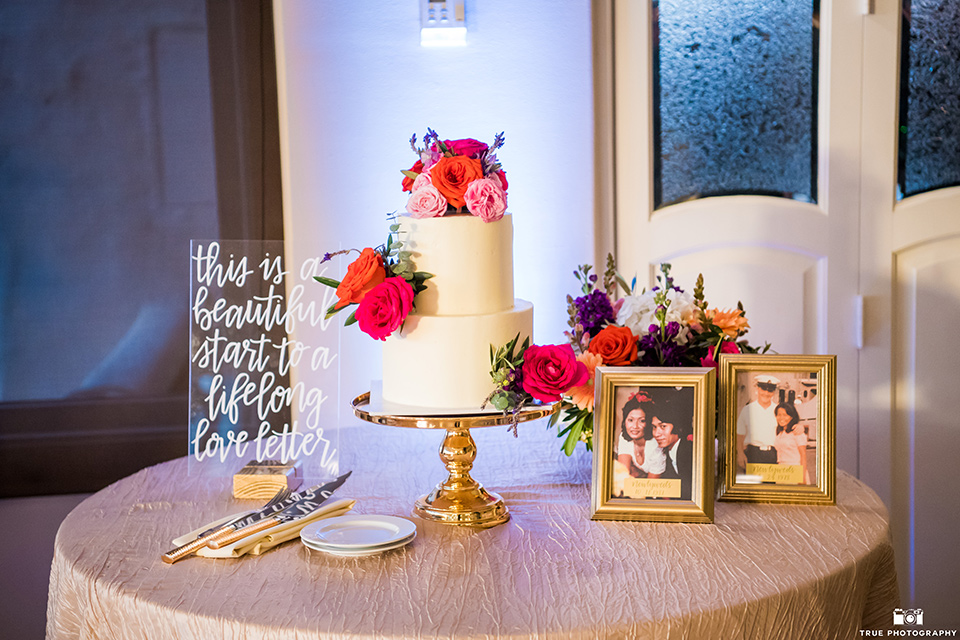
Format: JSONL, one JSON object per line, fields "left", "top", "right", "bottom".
{"left": 189, "top": 240, "right": 339, "bottom": 477}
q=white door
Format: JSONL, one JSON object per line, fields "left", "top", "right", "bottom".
{"left": 859, "top": 0, "right": 960, "bottom": 623}
{"left": 607, "top": 0, "right": 960, "bottom": 624}
{"left": 609, "top": 0, "right": 863, "bottom": 473}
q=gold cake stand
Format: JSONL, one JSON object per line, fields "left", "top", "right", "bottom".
{"left": 352, "top": 392, "right": 557, "bottom": 528}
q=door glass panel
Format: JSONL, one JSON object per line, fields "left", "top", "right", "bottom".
{"left": 0, "top": 1, "right": 218, "bottom": 402}
{"left": 898, "top": 0, "right": 960, "bottom": 199}
{"left": 653, "top": 0, "right": 819, "bottom": 209}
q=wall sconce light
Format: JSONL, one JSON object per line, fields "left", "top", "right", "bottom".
{"left": 420, "top": 0, "right": 466, "bottom": 47}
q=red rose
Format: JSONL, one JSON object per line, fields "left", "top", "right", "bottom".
{"left": 444, "top": 138, "right": 488, "bottom": 158}
{"left": 430, "top": 155, "right": 483, "bottom": 209}
{"left": 334, "top": 248, "right": 386, "bottom": 310}
{"left": 587, "top": 325, "right": 638, "bottom": 366}
{"left": 496, "top": 169, "right": 508, "bottom": 192}
{"left": 355, "top": 277, "right": 415, "bottom": 341}
{"left": 700, "top": 340, "right": 740, "bottom": 370}
{"left": 521, "top": 344, "right": 589, "bottom": 403}
{"left": 401, "top": 159, "right": 424, "bottom": 193}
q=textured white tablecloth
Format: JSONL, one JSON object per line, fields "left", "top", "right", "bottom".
{"left": 47, "top": 421, "right": 899, "bottom": 639}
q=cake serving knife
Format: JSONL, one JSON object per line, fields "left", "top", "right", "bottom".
{"left": 162, "top": 471, "right": 351, "bottom": 564}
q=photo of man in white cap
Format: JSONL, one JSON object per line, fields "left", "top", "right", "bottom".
{"left": 736, "top": 374, "right": 780, "bottom": 469}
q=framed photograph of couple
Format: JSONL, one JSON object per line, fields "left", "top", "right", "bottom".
{"left": 590, "top": 367, "right": 715, "bottom": 524}
{"left": 718, "top": 354, "right": 836, "bottom": 504}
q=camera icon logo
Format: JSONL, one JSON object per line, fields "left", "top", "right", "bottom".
{"left": 893, "top": 608, "right": 924, "bottom": 626}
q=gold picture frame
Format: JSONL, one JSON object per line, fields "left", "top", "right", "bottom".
{"left": 590, "top": 367, "right": 715, "bottom": 524}
{"left": 718, "top": 354, "right": 836, "bottom": 504}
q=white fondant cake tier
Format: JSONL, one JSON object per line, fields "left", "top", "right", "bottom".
{"left": 399, "top": 214, "right": 514, "bottom": 317}
{"left": 382, "top": 300, "right": 533, "bottom": 409}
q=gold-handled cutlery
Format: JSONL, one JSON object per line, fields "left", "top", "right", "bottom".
{"left": 162, "top": 471, "right": 351, "bottom": 563}
{"left": 161, "top": 486, "right": 291, "bottom": 564}
{"left": 208, "top": 472, "right": 352, "bottom": 549}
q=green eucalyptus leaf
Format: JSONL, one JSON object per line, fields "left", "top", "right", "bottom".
{"left": 314, "top": 275, "right": 341, "bottom": 288}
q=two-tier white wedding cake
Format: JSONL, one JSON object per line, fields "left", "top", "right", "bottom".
{"left": 381, "top": 214, "right": 533, "bottom": 409}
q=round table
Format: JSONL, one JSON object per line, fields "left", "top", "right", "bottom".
{"left": 47, "top": 421, "right": 899, "bottom": 639}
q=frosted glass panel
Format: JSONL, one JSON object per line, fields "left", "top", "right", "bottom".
{"left": 898, "top": 0, "right": 960, "bottom": 199}
{"left": 654, "top": 0, "right": 818, "bottom": 209}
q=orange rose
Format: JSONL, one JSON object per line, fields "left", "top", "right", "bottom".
{"left": 334, "top": 248, "right": 386, "bottom": 310}
{"left": 705, "top": 307, "right": 750, "bottom": 338}
{"left": 587, "top": 325, "right": 638, "bottom": 366}
{"left": 430, "top": 155, "right": 483, "bottom": 209}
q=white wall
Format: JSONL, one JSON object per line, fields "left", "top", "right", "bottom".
{"left": 273, "top": 0, "right": 595, "bottom": 417}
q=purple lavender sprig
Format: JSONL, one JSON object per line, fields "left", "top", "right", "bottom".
{"left": 481, "top": 132, "right": 506, "bottom": 175}
{"left": 489, "top": 131, "right": 505, "bottom": 153}
{"left": 423, "top": 128, "right": 441, "bottom": 153}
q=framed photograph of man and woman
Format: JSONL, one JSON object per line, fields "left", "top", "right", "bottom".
{"left": 718, "top": 354, "right": 836, "bottom": 504}
{"left": 590, "top": 367, "right": 715, "bottom": 524}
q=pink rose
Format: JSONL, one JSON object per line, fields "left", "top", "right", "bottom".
{"left": 405, "top": 184, "right": 448, "bottom": 218}
{"left": 356, "top": 277, "right": 415, "bottom": 341}
{"left": 521, "top": 343, "right": 589, "bottom": 403}
{"left": 411, "top": 171, "right": 432, "bottom": 192}
{"left": 444, "top": 138, "right": 488, "bottom": 158}
{"left": 463, "top": 177, "right": 508, "bottom": 222}
{"left": 699, "top": 340, "right": 740, "bottom": 370}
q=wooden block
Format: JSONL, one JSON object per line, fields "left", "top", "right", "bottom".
{"left": 233, "top": 460, "right": 302, "bottom": 500}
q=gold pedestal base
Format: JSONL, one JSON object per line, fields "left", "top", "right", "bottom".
{"left": 413, "top": 426, "right": 510, "bottom": 528}
{"left": 352, "top": 393, "right": 556, "bottom": 528}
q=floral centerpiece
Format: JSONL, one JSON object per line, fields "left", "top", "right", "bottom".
{"left": 314, "top": 130, "right": 512, "bottom": 341}
{"left": 488, "top": 256, "right": 770, "bottom": 453}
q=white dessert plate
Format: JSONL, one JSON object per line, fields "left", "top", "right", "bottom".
{"left": 300, "top": 515, "right": 417, "bottom": 550}
{"left": 301, "top": 531, "right": 416, "bottom": 557}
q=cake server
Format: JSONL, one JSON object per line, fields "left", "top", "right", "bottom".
{"left": 162, "top": 471, "right": 351, "bottom": 564}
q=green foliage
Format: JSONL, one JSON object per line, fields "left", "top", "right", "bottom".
{"left": 484, "top": 333, "right": 534, "bottom": 421}
{"left": 603, "top": 252, "right": 632, "bottom": 297}
{"left": 554, "top": 402, "right": 594, "bottom": 454}
{"left": 313, "top": 275, "right": 341, "bottom": 288}
{"left": 573, "top": 263, "right": 594, "bottom": 295}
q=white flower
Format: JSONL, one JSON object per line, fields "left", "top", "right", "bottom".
{"left": 616, "top": 291, "right": 659, "bottom": 336}
{"left": 616, "top": 288, "right": 698, "bottom": 344}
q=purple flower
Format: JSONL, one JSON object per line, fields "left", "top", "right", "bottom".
{"left": 573, "top": 289, "right": 616, "bottom": 337}
{"left": 504, "top": 367, "right": 524, "bottom": 394}
{"left": 637, "top": 322, "right": 688, "bottom": 366}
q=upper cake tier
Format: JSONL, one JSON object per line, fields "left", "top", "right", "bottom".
{"left": 398, "top": 214, "right": 514, "bottom": 317}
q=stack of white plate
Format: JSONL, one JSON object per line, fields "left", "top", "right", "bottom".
{"left": 300, "top": 514, "right": 417, "bottom": 557}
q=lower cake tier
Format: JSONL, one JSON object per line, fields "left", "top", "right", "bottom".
{"left": 382, "top": 300, "right": 534, "bottom": 410}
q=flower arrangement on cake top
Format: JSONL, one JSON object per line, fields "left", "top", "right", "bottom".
{"left": 488, "top": 256, "right": 771, "bottom": 453}
{"left": 314, "top": 225, "right": 433, "bottom": 341}
{"left": 402, "top": 128, "right": 509, "bottom": 222}
{"left": 315, "top": 129, "right": 509, "bottom": 342}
